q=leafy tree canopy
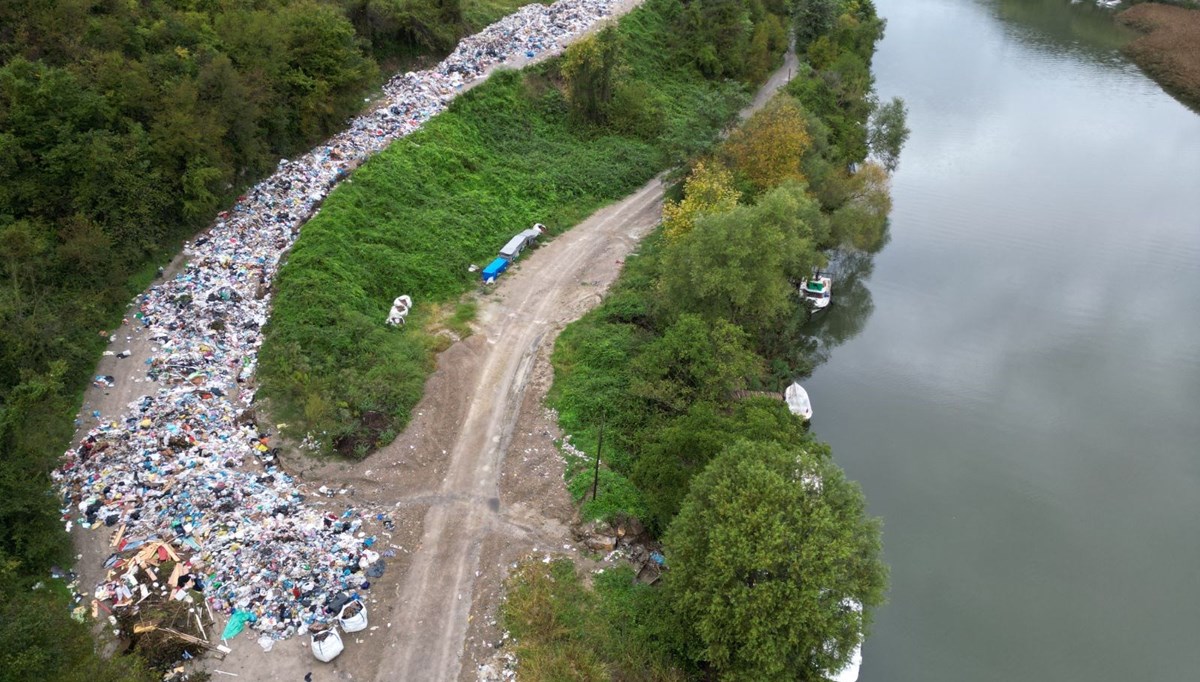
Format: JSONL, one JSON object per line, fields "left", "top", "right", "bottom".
{"left": 868, "top": 96, "right": 911, "bottom": 172}
{"left": 722, "top": 95, "right": 813, "bottom": 196}
{"left": 658, "top": 180, "right": 827, "bottom": 339}
{"left": 662, "top": 159, "right": 741, "bottom": 241}
{"left": 561, "top": 24, "right": 625, "bottom": 126}
{"left": 664, "top": 439, "right": 887, "bottom": 681}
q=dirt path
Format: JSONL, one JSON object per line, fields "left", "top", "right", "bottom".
{"left": 372, "top": 46, "right": 803, "bottom": 682}
{"left": 375, "top": 179, "right": 666, "bottom": 681}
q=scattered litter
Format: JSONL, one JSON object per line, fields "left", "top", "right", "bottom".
{"left": 53, "top": 0, "right": 624, "bottom": 658}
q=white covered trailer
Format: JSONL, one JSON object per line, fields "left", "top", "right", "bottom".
{"left": 498, "top": 223, "right": 546, "bottom": 261}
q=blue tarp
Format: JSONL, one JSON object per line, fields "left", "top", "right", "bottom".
{"left": 222, "top": 610, "right": 253, "bottom": 640}
{"left": 481, "top": 257, "right": 509, "bottom": 281}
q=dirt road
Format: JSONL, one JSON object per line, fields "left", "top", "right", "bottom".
{"left": 376, "top": 180, "right": 666, "bottom": 681}
{"left": 374, "top": 46, "right": 803, "bottom": 682}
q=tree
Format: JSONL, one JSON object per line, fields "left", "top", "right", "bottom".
{"left": 664, "top": 440, "right": 887, "bottom": 681}
{"left": 722, "top": 95, "right": 812, "bottom": 195}
{"left": 676, "top": 0, "right": 754, "bottom": 79}
{"left": 632, "top": 399, "right": 809, "bottom": 532}
{"left": 868, "top": 96, "right": 910, "bottom": 172}
{"left": 561, "top": 25, "right": 623, "bottom": 125}
{"left": 661, "top": 160, "right": 740, "bottom": 241}
{"left": 658, "top": 180, "right": 826, "bottom": 339}
{"left": 792, "top": 0, "right": 839, "bottom": 50}
{"left": 829, "top": 160, "right": 891, "bottom": 251}
{"left": 630, "top": 314, "right": 763, "bottom": 415}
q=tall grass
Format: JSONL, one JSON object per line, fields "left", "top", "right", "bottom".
{"left": 259, "top": 0, "right": 750, "bottom": 456}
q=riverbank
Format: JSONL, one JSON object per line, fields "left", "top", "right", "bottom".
{"left": 494, "top": 0, "right": 898, "bottom": 677}
{"left": 1119, "top": 3, "right": 1200, "bottom": 110}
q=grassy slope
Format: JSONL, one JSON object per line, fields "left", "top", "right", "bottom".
{"left": 259, "top": 0, "right": 750, "bottom": 455}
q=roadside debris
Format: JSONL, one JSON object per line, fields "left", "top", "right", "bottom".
{"left": 54, "top": 0, "right": 625, "bottom": 664}
{"left": 387, "top": 295, "right": 413, "bottom": 326}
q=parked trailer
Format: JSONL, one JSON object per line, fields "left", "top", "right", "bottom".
{"left": 481, "top": 257, "right": 509, "bottom": 283}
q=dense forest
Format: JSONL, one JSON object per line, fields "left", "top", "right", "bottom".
{"left": 0, "top": 0, "right": 519, "bottom": 678}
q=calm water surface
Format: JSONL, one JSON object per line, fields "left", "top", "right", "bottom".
{"left": 805, "top": 0, "right": 1200, "bottom": 679}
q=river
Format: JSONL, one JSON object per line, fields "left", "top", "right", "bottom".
{"left": 803, "top": 0, "right": 1200, "bottom": 679}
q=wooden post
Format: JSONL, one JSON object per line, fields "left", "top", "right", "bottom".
{"left": 591, "top": 411, "right": 605, "bottom": 502}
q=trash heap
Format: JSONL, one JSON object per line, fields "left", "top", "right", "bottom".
{"left": 53, "top": 0, "right": 622, "bottom": 650}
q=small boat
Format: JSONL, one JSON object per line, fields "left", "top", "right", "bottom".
{"left": 801, "top": 273, "right": 833, "bottom": 311}
{"left": 784, "top": 382, "right": 813, "bottom": 421}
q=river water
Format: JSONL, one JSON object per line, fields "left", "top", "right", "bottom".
{"left": 804, "top": 0, "right": 1200, "bottom": 679}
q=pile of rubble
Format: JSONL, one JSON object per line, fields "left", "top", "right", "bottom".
{"left": 54, "top": 0, "right": 624, "bottom": 655}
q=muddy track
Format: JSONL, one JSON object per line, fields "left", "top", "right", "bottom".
{"left": 378, "top": 47, "right": 801, "bottom": 681}
{"left": 375, "top": 180, "right": 666, "bottom": 681}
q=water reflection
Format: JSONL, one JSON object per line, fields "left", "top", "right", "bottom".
{"left": 807, "top": 0, "right": 1200, "bottom": 678}
{"left": 987, "top": 0, "right": 1134, "bottom": 61}
{"left": 804, "top": 247, "right": 880, "bottom": 364}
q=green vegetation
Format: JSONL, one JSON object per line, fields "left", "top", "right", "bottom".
{"left": 502, "top": 559, "right": 682, "bottom": 681}
{"left": 259, "top": 0, "right": 764, "bottom": 456}
{"left": 665, "top": 441, "right": 886, "bottom": 679}
{"left": 0, "top": 0, "right": 530, "bottom": 676}
{"left": 505, "top": 0, "right": 900, "bottom": 678}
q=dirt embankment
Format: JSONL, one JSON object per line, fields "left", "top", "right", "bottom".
{"left": 1119, "top": 3, "right": 1200, "bottom": 110}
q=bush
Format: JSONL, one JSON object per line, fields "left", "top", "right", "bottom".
{"left": 502, "top": 558, "right": 683, "bottom": 680}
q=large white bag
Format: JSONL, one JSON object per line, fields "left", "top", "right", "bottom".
{"left": 338, "top": 601, "right": 368, "bottom": 633}
{"left": 311, "top": 628, "right": 344, "bottom": 662}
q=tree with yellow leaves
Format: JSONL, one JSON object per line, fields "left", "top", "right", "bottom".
{"left": 721, "top": 95, "right": 812, "bottom": 196}
{"left": 662, "top": 160, "right": 740, "bottom": 241}
{"left": 830, "top": 160, "right": 892, "bottom": 251}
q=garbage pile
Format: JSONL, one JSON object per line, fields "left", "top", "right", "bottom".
{"left": 54, "top": 0, "right": 623, "bottom": 652}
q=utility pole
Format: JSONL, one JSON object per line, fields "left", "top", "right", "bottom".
{"left": 591, "top": 411, "right": 605, "bottom": 502}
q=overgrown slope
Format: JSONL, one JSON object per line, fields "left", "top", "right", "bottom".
{"left": 258, "top": 0, "right": 773, "bottom": 455}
